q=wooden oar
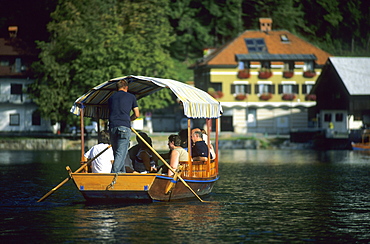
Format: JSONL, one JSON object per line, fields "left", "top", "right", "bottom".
{"left": 131, "top": 128, "right": 208, "bottom": 203}
{"left": 165, "top": 165, "right": 183, "bottom": 195}
{"left": 37, "top": 145, "right": 112, "bottom": 202}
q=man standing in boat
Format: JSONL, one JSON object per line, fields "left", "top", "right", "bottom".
{"left": 108, "top": 79, "right": 140, "bottom": 173}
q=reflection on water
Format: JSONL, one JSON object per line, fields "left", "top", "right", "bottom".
{"left": 0, "top": 149, "right": 370, "bottom": 243}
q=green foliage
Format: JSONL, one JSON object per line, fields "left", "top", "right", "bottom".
{"left": 169, "top": 0, "right": 243, "bottom": 61}
{"left": 29, "top": 0, "right": 176, "bottom": 125}
{"left": 22, "top": 0, "right": 370, "bottom": 128}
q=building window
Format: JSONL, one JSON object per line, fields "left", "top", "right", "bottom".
{"left": 255, "top": 84, "right": 274, "bottom": 94}
{"left": 15, "top": 58, "right": 21, "bottom": 73}
{"left": 210, "top": 82, "right": 222, "bottom": 92}
{"left": 10, "top": 114, "right": 20, "bottom": 126}
{"left": 244, "top": 38, "right": 268, "bottom": 53}
{"left": 231, "top": 84, "right": 251, "bottom": 95}
{"left": 324, "top": 113, "right": 332, "bottom": 122}
{"left": 238, "top": 61, "right": 250, "bottom": 70}
{"left": 283, "top": 61, "right": 294, "bottom": 71}
{"left": 278, "top": 84, "right": 298, "bottom": 94}
{"left": 280, "top": 34, "right": 289, "bottom": 42}
{"left": 304, "top": 61, "right": 314, "bottom": 71}
{"left": 302, "top": 84, "right": 314, "bottom": 94}
{"left": 11, "top": 84, "right": 23, "bottom": 95}
{"left": 335, "top": 113, "right": 343, "bottom": 122}
{"left": 208, "top": 82, "right": 223, "bottom": 98}
{"left": 32, "top": 111, "right": 41, "bottom": 126}
{"left": 261, "top": 61, "right": 271, "bottom": 70}
{"left": 0, "top": 59, "right": 10, "bottom": 66}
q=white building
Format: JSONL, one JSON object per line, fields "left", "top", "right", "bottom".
{"left": 0, "top": 27, "right": 56, "bottom": 134}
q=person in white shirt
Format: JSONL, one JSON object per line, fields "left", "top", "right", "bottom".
{"left": 84, "top": 130, "right": 114, "bottom": 173}
{"left": 84, "top": 130, "right": 138, "bottom": 173}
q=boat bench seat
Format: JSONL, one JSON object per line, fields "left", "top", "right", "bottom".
{"left": 179, "top": 160, "right": 217, "bottom": 178}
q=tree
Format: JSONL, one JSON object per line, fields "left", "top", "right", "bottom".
{"left": 169, "top": 0, "right": 243, "bottom": 62}
{"left": 28, "top": 0, "right": 176, "bottom": 130}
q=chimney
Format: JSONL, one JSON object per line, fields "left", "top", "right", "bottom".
{"left": 259, "top": 18, "right": 272, "bottom": 33}
{"left": 8, "top": 26, "right": 18, "bottom": 38}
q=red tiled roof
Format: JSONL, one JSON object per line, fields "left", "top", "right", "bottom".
{"left": 0, "top": 38, "right": 19, "bottom": 55}
{"left": 0, "top": 38, "right": 34, "bottom": 56}
{"left": 198, "top": 30, "right": 331, "bottom": 67}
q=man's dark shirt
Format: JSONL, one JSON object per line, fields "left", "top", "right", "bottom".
{"left": 191, "top": 141, "right": 209, "bottom": 157}
{"left": 108, "top": 90, "right": 138, "bottom": 128}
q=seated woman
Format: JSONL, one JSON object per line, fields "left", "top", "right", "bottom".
{"left": 191, "top": 129, "right": 209, "bottom": 161}
{"left": 133, "top": 133, "right": 158, "bottom": 173}
{"left": 167, "top": 134, "right": 188, "bottom": 176}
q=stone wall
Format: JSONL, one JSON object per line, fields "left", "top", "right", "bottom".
{"left": 0, "top": 138, "right": 94, "bottom": 150}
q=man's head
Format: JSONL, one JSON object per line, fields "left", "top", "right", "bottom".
{"left": 116, "top": 79, "right": 129, "bottom": 91}
{"left": 98, "top": 130, "right": 110, "bottom": 144}
{"left": 191, "top": 130, "right": 203, "bottom": 142}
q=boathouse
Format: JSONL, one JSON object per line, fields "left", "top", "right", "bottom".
{"left": 310, "top": 57, "right": 370, "bottom": 140}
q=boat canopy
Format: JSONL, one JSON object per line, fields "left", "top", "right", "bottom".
{"left": 70, "top": 75, "right": 223, "bottom": 119}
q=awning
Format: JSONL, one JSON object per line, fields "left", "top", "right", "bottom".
{"left": 70, "top": 75, "right": 223, "bottom": 119}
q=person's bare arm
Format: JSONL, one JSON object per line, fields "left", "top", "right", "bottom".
{"left": 168, "top": 150, "right": 180, "bottom": 176}
{"left": 140, "top": 151, "right": 152, "bottom": 171}
{"left": 130, "top": 107, "right": 140, "bottom": 121}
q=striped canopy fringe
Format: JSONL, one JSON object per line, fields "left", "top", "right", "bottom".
{"left": 70, "top": 76, "right": 222, "bottom": 119}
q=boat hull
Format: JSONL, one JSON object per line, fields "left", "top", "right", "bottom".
{"left": 351, "top": 142, "right": 370, "bottom": 151}
{"left": 148, "top": 175, "right": 218, "bottom": 201}
{"left": 71, "top": 173, "right": 218, "bottom": 202}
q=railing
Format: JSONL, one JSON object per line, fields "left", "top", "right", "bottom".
{"left": 179, "top": 160, "right": 217, "bottom": 178}
{"left": 0, "top": 94, "right": 32, "bottom": 103}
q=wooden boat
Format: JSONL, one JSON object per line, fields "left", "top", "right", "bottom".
{"left": 66, "top": 75, "right": 222, "bottom": 202}
{"left": 351, "top": 129, "right": 370, "bottom": 151}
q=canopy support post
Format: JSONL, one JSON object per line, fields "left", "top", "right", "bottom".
{"left": 215, "top": 118, "right": 219, "bottom": 175}
{"left": 79, "top": 107, "right": 86, "bottom": 172}
{"left": 187, "top": 118, "right": 192, "bottom": 177}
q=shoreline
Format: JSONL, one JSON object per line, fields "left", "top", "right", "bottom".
{"left": 0, "top": 134, "right": 312, "bottom": 151}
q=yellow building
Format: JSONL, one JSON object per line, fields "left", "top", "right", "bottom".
{"left": 191, "top": 18, "right": 331, "bottom": 134}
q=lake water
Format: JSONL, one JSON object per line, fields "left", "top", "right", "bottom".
{"left": 1, "top": 149, "right": 370, "bottom": 243}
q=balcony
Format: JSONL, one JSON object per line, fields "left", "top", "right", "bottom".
{"left": 258, "top": 69, "right": 273, "bottom": 79}
{"left": 281, "top": 93, "right": 296, "bottom": 101}
{"left": 0, "top": 94, "right": 31, "bottom": 103}
{"left": 235, "top": 94, "right": 247, "bottom": 101}
{"left": 259, "top": 93, "right": 273, "bottom": 101}
{"left": 283, "top": 71, "right": 294, "bottom": 78}
{"left": 237, "top": 69, "right": 250, "bottom": 79}
{"left": 305, "top": 94, "right": 316, "bottom": 101}
{"left": 303, "top": 70, "right": 316, "bottom": 78}
{"left": 208, "top": 90, "right": 224, "bottom": 99}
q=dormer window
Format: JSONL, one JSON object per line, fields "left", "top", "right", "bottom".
{"left": 245, "top": 38, "right": 268, "bottom": 53}
{"left": 280, "top": 34, "right": 289, "bottom": 43}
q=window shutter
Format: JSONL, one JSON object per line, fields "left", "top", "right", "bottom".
{"left": 293, "top": 85, "right": 299, "bottom": 94}
{"left": 255, "top": 84, "right": 259, "bottom": 94}
{"left": 231, "top": 84, "right": 235, "bottom": 94}
{"left": 270, "top": 84, "right": 275, "bottom": 94}
{"left": 246, "top": 85, "right": 251, "bottom": 94}
{"left": 302, "top": 85, "right": 307, "bottom": 94}
{"left": 278, "top": 85, "right": 283, "bottom": 94}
